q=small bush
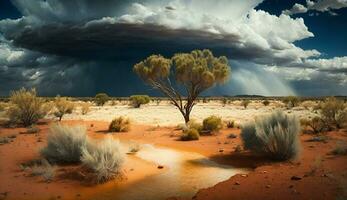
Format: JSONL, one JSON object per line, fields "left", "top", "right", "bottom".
{"left": 128, "top": 142, "right": 141, "bottom": 154}
{"left": 95, "top": 93, "right": 110, "bottom": 106}
{"left": 30, "top": 159, "right": 56, "bottom": 182}
{"left": 109, "top": 117, "right": 130, "bottom": 132}
{"left": 6, "top": 88, "right": 48, "bottom": 126}
{"left": 263, "top": 100, "right": 270, "bottom": 106}
{"left": 130, "top": 95, "right": 150, "bottom": 108}
{"left": 241, "top": 100, "right": 251, "bottom": 109}
{"left": 41, "top": 124, "right": 87, "bottom": 163}
{"left": 300, "top": 117, "right": 325, "bottom": 134}
{"left": 81, "top": 137, "right": 125, "bottom": 183}
{"left": 81, "top": 102, "right": 91, "bottom": 115}
{"left": 202, "top": 116, "right": 222, "bottom": 133}
{"left": 181, "top": 128, "right": 200, "bottom": 141}
{"left": 0, "top": 136, "right": 11, "bottom": 145}
{"left": 225, "top": 120, "right": 235, "bottom": 128}
{"left": 283, "top": 96, "right": 300, "bottom": 108}
{"left": 241, "top": 110, "right": 301, "bottom": 160}
{"left": 319, "top": 97, "right": 347, "bottom": 130}
{"left": 332, "top": 142, "right": 347, "bottom": 155}
{"left": 27, "top": 125, "right": 40, "bottom": 134}
{"left": 187, "top": 120, "right": 203, "bottom": 133}
{"left": 53, "top": 96, "right": 75, "bottom": 121}
{"left": 228, "top": 133, "right": 237, "bottom": 139}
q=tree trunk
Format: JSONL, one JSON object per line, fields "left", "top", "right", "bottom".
{"left": 184, "top": 114, "right": 190, "bottom": 124}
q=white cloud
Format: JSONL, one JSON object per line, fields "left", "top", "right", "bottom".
{"left": 283, "top": 0, "right": 347, "bottom": 15}
{"left": 282, "top": 3, "right": 308, "bottom": 15}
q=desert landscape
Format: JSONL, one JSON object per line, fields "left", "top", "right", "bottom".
{"left": 0, "top": 93, "right": 346, "bottom": 200}
{"left": 1, "top": 1, "right": 347, "bottom": 200}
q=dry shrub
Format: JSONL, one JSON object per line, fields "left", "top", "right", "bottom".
{"left": 262, "top": 100, "right": 270, "bottom": 106}
{"left": 81, "top": 137, "right": 125, "bottom": 183}
{"left": 6, "top": 88, "right": 49, "bottom": 126}
{"left": 130, "top": 95, "right": 150, "bottom": 108}
{"left": 202, "top": 116, "right": 222, "bottom": 133}
{"left": 54, "top": 96, "right": 75, "bottom": 121}
{"left": 41, "top": 124, "right": 87, "bottom": 163}
{"left": 187, "top": 119, "right": 203, "bottom": 133}
{"left": 241, "top": 110, "right": 301, "bottom": 160}
{"left": 181, "top": 128, "right": 200, "bottom": 141}
{"left": 241, "top": 100, "right": 251, "bottom": 109}
{"left": 30, "top": 159, "right": 56, "bottom": 182}
{"left": 319, "top": 97, "right": 347, "bottom": 130}
{"left": 0, "top": 102, "right": 9, "bottom": 112}
{"left": 81, "top": 102, "right": 91, "bottom": 115}
{"left": 300, "top": 116, "right": 326, "bottom": 134}
{"left": 332, "top": 141, "right": 347, "bottom": 155}
{"left": 109, "top": 117, "right": 130, "bottom": 132}
{"left": 225, "top": 120, "right": 235, "bottom": 128}
{"left": 283, "top": 96, "right": 301, "bottom": 108}
{"left": 94, "top": 93, "right": 109, "bottom": 106}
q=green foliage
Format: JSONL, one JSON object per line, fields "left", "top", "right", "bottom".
{"left": 130, "top": 95, "right": 150, "bottom": 108}
{"left": 283, "top": 96, "right": 301, "bottom": 108}
{"left": 81, "top": 137, "right": 125, "bottom": 183}
{"left": 181, "top": 128, "right": 200, "bottom": 141}
{"left": 134, "top": 49, "right": 231, "bottom": 123}
{"left": 53, "top": 96, "right": 75, "bottom": 121}
{"left": 41, "top": 124, "right": 87, "bottom": 163}
{"left": 203, "top": 115, "right": 223, "bottom": 133}
{"left": 241, "top": 100, "right": 251, "bottom": 109}
{"left": 109, "top": 117, "right": 130, "bottom": 132}
{"left": 94, "top": 93, "right": 110, "bottom": 106}
{"left": 7, "top": 88, "right": 49, "bottom": 126}
{"left": 263, "top": 100, "right": 270, "bottom": 106}
{"left": 241, "top": 111, "right": 301, "bottom": 160}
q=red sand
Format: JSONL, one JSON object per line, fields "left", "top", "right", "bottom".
{"left": 1, "top": 120, "right": 347, "bottom": 200}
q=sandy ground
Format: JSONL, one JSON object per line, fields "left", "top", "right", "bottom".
{"left": 0, "top": 119, "right": 346, "bottom": 200}
{"left": 63, "top": 101, "right": 316, "bottom": 126}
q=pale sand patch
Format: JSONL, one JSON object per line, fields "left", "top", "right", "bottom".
{"left": 63, "top": 102, "right": 316, "bottom": 126}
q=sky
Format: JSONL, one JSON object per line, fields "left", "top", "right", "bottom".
{"left": 0, "top": 0, "right": 346, "bottom": 97}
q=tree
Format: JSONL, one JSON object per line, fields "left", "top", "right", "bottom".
{"left": 130, "top": 95, "right": 150, "bottom": 108}
{"left": 54, "top": 96, "right": 75, "bottom": 121}
{"left": 95, "top": 93, "right": 109, "bottom": 106}
{"left": 134, "top": 49, "right": 231, "bottom": 123}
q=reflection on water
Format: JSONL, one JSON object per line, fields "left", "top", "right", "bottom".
{"left": 90, "top": 144, "right": 249, "bottom": 200}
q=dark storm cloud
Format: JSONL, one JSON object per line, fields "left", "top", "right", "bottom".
{"left": 2, "top": 21, "right": 303, "bottom": 67}
{"left": 0, "top": 0, "right": 346, "bottom": 96}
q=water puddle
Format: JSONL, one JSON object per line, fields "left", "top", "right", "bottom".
{"left": 89, "top": 143, "right": 249, "bottom": 200}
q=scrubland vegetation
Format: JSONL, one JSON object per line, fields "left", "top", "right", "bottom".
{"left": 241, "top": 110, "right": 301, "bottom": 160}
{"left": 41, "top": 124, "right": 87, "bottom": 163}
{"left": 130, "top": 95, "right": 150, "bottom": 108}
{"left": 94, "top": 93, "right": 110, "bottom": 106}
{"left": 0, "top": 50, "right": 346, "bottom": 200}
{"left": 40, "top": 124, "right": 125, "bottom": 183}
{"left": 6, "top": 88, "right": 50, "bottom": 126}
{"left": 53, "top": 96, "right": 75, "bottom": 121}
{"left": 109, "top": 117, "right": 130, "bottom": 132}
{"left": 81, "top": 137, "right": 125, "bottom": 183}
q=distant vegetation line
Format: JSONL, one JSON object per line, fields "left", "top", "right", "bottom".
{"left": 0, "top": 95, "right": 346, "bottom": 102}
